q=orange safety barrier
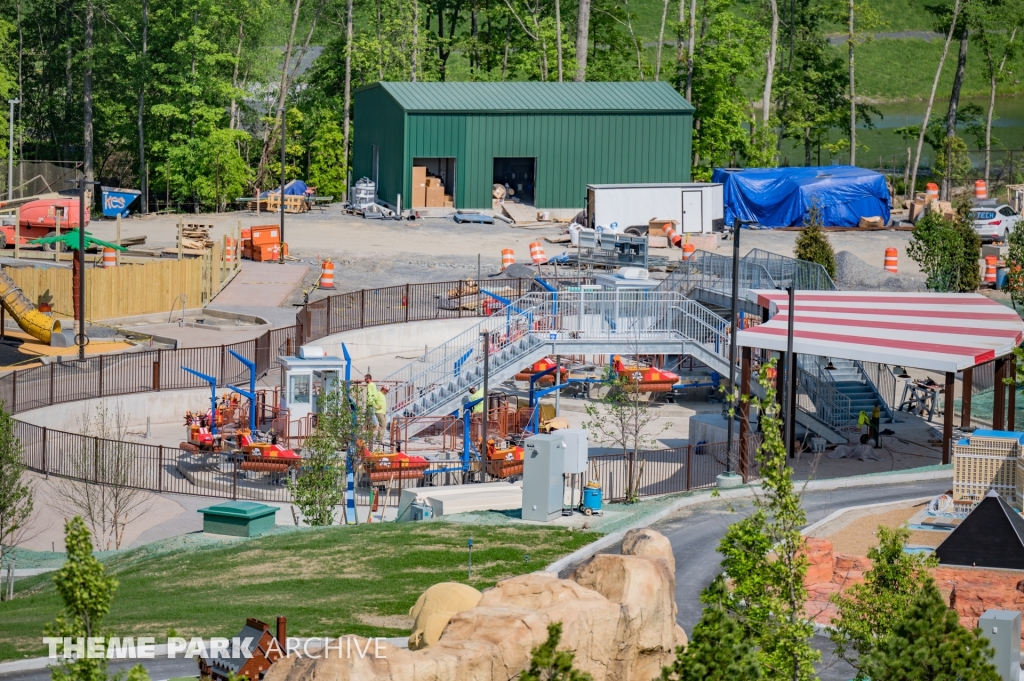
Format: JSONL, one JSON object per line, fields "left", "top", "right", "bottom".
{"left": 101, "top": 247, "right": 116, "bottom": 268}
{"left": 501, "top": 248, "right": 515, "bottom": 270}
{"left": 975, "top": 179, "right": 988, "bottom": 200}
{"left": 529, "top": 241, "right": 547, "bottom": 264}
{"left": 985, "top": 256, "right": 998, "bottom": 285}
{"left": 884, "top": 247, "right": 898, "bottom": 274}
{"left": 319, "top": 260, "right": 335, "bottom": 289}
{"left": 662, "top": 223, "right": 682, "bottom": 247}
{"left": 682, "top": 241, "right": 695, "bottom": 261}
{"left": 225, "top": 237, "right": 235, "bottom": 264}
{"left": 925, "top": 183, "right": 939, "bottom": 202}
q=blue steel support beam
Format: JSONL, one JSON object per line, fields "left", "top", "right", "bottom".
{"left": 227, "top": 349, "right": 258, "bottom": 429}
{"left": 181, "top": 366, "right": 219, "bottom": 437}
{"left": 342, "top": 343, "right": 356, "bottom": 524}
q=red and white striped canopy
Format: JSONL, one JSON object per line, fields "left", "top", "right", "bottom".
{"left": 736, "top": 290, "right": 1024, "bottom": 373}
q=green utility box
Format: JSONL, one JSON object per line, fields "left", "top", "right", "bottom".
{"left": 198, "top": 501, "right": 278, "bottom": 537}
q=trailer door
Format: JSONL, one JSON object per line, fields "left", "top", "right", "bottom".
{"left": 682, "top": 190, "right": 703, "bottom": 233}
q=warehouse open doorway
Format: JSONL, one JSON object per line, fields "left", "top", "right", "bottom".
{"left": 411, "top": 157, "right": 456, "bottom": 208}
{"left": 493, "top": 158, "right": 536, "bottom": 205}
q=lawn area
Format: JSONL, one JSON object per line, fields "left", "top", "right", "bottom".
{"left": 0, "top": 523, "right": 595, "bottom": 662}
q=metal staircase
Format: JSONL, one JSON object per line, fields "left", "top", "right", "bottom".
{"left": 821, "top": 358, "right": 894, "bottom": 423}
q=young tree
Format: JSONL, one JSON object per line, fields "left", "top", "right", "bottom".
{"left": 661, "top": 576, "right": 761, "bottom": 681}
{"left": 861, "top": 578, "right": 1000, "bottom": 681}
{"left": 0, "top": 403, "right": 32, "bottom": 589}
{"left": 520, "top": 622, "right": 592, "bottom": 681}
{"left": 52, "top": 403, "right": 151, "bottom": 550}
{"left": 288, "top": 429, "right": 343, "bottom": 526}
{"left": 907, "top": 199, "right": 982, "bottom": 292}
{"left": 1007, "top": 224, "right": 1024, "bottom": 310}
{"left": 583, "top": 365, "right": 671, "bottom": 503}
{"left": 716, "top": 358, "right": 819, "bottom": 680}
{"left": 830, "top": 526, "right": 937, "bottom": 679}
{"left": 46, "top": 516, "right": 118, "bottom": 681}
{"left": 794, "top": 203, "right": 836, "bottom": 279}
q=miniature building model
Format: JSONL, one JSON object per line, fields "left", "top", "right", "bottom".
{"left": 199, "top": 617, "right": 285, "bottom": 681}
{"left": 935, "top": 490, "right": 1024, "bottom": 570}
{"left": 951, "top": 430, "right": 1024, "bottom": 507}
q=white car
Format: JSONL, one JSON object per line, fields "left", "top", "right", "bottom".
{"left": 971, "top": 203, "right": 1022, "bottom": 243}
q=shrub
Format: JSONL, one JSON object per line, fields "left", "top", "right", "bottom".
{"left": 794, "top": 203, "right": 836, "bottom": 279}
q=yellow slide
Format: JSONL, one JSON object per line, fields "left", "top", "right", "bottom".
{"left": 0, "top": 267, "right": 61, "bottom": 345}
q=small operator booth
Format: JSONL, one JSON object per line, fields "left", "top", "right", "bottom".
{"left": 278, "top": 346, "right": 347, "bottom": 438}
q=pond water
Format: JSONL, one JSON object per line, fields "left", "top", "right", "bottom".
{"left": 776, "top": 95, "right": 1024, "bottom": 173}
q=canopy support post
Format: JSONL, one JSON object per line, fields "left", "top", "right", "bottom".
{"left": 995, "top": 357, "right": 1007, "bottom": 431}
{"left": 943, "top": 371, "right": 954, "bottom": 465}
{"left": 1009, "top": 355, "right": 1017, "bottom": 431}
{"left": 739, "top": 346, "right": 751, "bottom": 482}
{"left": 961, "top": 367, "right": 973, "bottom": 429}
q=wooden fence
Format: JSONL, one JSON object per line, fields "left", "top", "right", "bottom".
{"left": 7, "top": 241, "right": 234, "bottom": 321}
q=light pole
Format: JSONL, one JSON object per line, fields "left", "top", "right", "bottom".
{"left": 279, "top": 105, "right": 286, "bottom": 265}
{"left": 7, "top": 99, "right": 19, "bottom": 201}
{"left": 70, "top": 177, "right": 100, "bottom": 360}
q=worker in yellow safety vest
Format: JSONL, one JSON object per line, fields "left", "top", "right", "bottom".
{"left": 467, "top": 386, "right": 484, "bottom": 413}
{"left": 365, "top": 374, "right": 388, "bottom": 443}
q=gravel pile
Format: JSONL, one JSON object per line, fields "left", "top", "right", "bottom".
{"left": 834, "top": 250, "right": 927, "bottom": 292}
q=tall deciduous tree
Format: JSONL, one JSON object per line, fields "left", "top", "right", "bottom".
{"left": 0, "top": 403, "right": 32, "bottom": 591}
{"left": 575, "top": 0, "right": 590, "bottom": 80}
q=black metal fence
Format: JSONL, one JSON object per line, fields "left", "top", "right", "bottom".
{"left": 14, "top": 274, "right": 758, "bottom": 505}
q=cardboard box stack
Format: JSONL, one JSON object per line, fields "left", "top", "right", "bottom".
{"left": 242, "top": 225, "right": 288, "bottom": 261}
{"left": 425, "top": 176, "right": 445, "bottom": 207}
{"left": 412, "top": 166, "right": 427, "bottom": 208}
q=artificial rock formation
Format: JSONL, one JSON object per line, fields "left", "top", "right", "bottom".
{"left": 264, "top": 530, "right": 682, "bottom": 681}
{"left": 408, "top": 582, "right": 483, "bottom": 650}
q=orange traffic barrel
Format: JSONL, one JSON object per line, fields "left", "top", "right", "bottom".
{"left": 501, "top": 248, "right": 515, "bottom": 270}
{"left": 682, "top": 242, "right": 695, "bottom": 260}
{"left": 319, "top": 260, "right": 335, "bottom": 289}
{"left": 225, "top": 237, "right": 235, "bottom": 263}
{"left": 529, "top": 242, "right": 547, "bottom": 264}
{"left": 925, "top": 183, "right": 939, "bottom": 202}
{"left": 975, "top": 179, "right": 988, "bottom": 200}
{"left": 884, "top": 247, "right": 898, "bottom": 273}
{"left": 101, "top": 247, "right": 116, "bottom": 268}
{"left": 663, "top": 224, "right": 681, "bottom": 247}
{"left": 985, "top": 256, "right": 998, "bottom": 285}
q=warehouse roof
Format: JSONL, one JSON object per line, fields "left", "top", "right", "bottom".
{"left": 359, "top": 81, "right": 694, "bottom": 114}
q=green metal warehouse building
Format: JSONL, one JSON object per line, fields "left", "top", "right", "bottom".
{"left": 352, "top": 81, "right": 694, "bottom": 211}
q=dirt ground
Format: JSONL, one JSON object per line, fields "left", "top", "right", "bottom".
{"left": 811, "top": 500, "right": 946, "bottom": 556}
{"left": 81, "top": 206, "right": 927, "bottom": 297}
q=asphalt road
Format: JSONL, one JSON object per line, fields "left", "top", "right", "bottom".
{"left": 653, "top": 478, "right": 951, "bottom": 681}
{"left": 0, "top": 657, "right": 198, "bottom": 681}
{"left": 0, "top": 479, "right": 950, "bottom": 681}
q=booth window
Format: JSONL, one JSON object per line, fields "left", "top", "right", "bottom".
{"left": 290, "top": 375, "right": 311, "bottom": 404}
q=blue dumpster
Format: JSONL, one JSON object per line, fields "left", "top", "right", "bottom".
{"left": 582, "top": 486, "right": 602, "bottom": 515}
{"left": 101, "top": 187, "right": 141, "bottom": 218}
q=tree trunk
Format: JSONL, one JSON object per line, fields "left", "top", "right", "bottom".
{"left": 942, "top": 25, "right": 969, "bottom": 200}
{"left": 137, "top": 0, "right": 148, "bottom": 213}
{"left": 254, "top": 0, "right": 302, "bottom": 191}
{"left": 83, "top": 0, "right": 94, "bottom": 183}
{"left": 984, "top": 28, "right": 1014, "bottom": 183}
{"left": 655, "top": 0, "right": 670, "bottom": 81}
{"left": 575, "top": 0, "right": 591, "bottom": 81}
{"left": 531, "top": 8, "right": 549, "bottom": 81}
{"left": 229, "top": 21, "right": 243, "bottom": 129}
{"left": 16, "top": 0, "right": 21, "bottom": 186}
{"left": 342, "top": 0, "right": 353, "bottom": 180}
{"left": 503, "top": 16, "right": 511, "bottom": 80}
{"left": 848, "top": 0, "right": 856, "bottom": 166}
{"left": 555, "top": 0, "right": 563, "bottom": 81}
{"left": 762, "top": 0, "right": 779, "bottom": 124}
{"left": 411, "top": 0, "right": 419, "bottom": 81}
{"left": 909, "top": 0, "right": 962, "bottom": 203}
{"left": 291, "top": 0, "right": 327, "bottom": 84}
{"left": 471, "top": 9, "right": 478, "bottom": 76}
{"left": 685, "top": 0, "right": 696, "bottom": 100}
{"left": 376, "top": 0, "right": 383, "bottom": 80}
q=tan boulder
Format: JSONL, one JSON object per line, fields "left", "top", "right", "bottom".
{"left": 264, "top": 530, "right": 681, "bottom": 681}
{"left": 621, "top": 528, "right": 676, "bottom": 572}
{"left": 408, "top": 582, "right": 483, "bottom": 650}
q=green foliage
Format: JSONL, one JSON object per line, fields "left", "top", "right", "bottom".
{"left": 46, "top": 517, "right": 118, "bottom": 681}
{"left": 907, "top": 201, "right": 982, "bottom": 292}
{"left": 1007, "top": 224, "right": 1024, "bottom": 308}
{"left": 932, "top": 135, "right": 973, "bottom": 190}
{"left": 794, "top": 203, "right": 836, "bottom": 278}
{"left": 661, "top": 576, "right": 761, "bottom": 681}
{"left": 288, "top": 430, "right": 343, "bottom": 527}
{"left": 165, "top": 128, "right": 253, "bottom": 212}
{"left": 520, "top": 622, "right": 592, "bottom": 681}
{"left": 861, "top": 579, "right": 1000, "bottom": 681}
{"left": 0, "top": 403, "right": 32, "bottom": 574}
{"left": 716, "top": 358, "right": 819, "bottom": 680}
{"left": 830, "top": 526, "right": 937, "bottom": 679}
{"left": 307, "top": 115, "right": 348, "bottom": 199}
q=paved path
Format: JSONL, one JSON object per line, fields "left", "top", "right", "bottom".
{"left": 652, "top": 478, "right": 952, "bottom": 681}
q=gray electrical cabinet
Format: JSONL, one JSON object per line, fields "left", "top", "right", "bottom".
{"left": 559, "top": 429, "right": 589, "bottom": 474}
{"left": 980, "top": 610, "right": 1021, "bottom": 681}
{"left": 523, "top": 434, "right": 566, "bottom": 522}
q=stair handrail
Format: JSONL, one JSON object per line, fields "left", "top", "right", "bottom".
{"left": 853, "top": 359, "right": 898, "bottom": 420}
{"left": 742, "top": 248, "right": 838, "bottom": 291}
{"left": 796, "top": 365, "right": 853, "bottom": 432}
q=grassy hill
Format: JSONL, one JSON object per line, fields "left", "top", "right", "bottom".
{"left": 0, "top": 523, "right": 594, "bottom": 662}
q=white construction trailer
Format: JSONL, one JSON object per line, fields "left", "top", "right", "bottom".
{"left": 585, "top": 183, "right": 724, "bottom": 235}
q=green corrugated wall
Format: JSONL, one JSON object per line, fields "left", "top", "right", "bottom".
{"left": 353, "top": 86, "right": 406, "bottom": 206}
{"left": 354, "top": 91, "right": 693, "bottom": 210}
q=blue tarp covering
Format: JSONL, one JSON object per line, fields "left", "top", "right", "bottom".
{"left": 260, "top": 179, "right": 308, "bottom": 198}
{"left": 711, "top": 166, "right": 890, "bottom": 228}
